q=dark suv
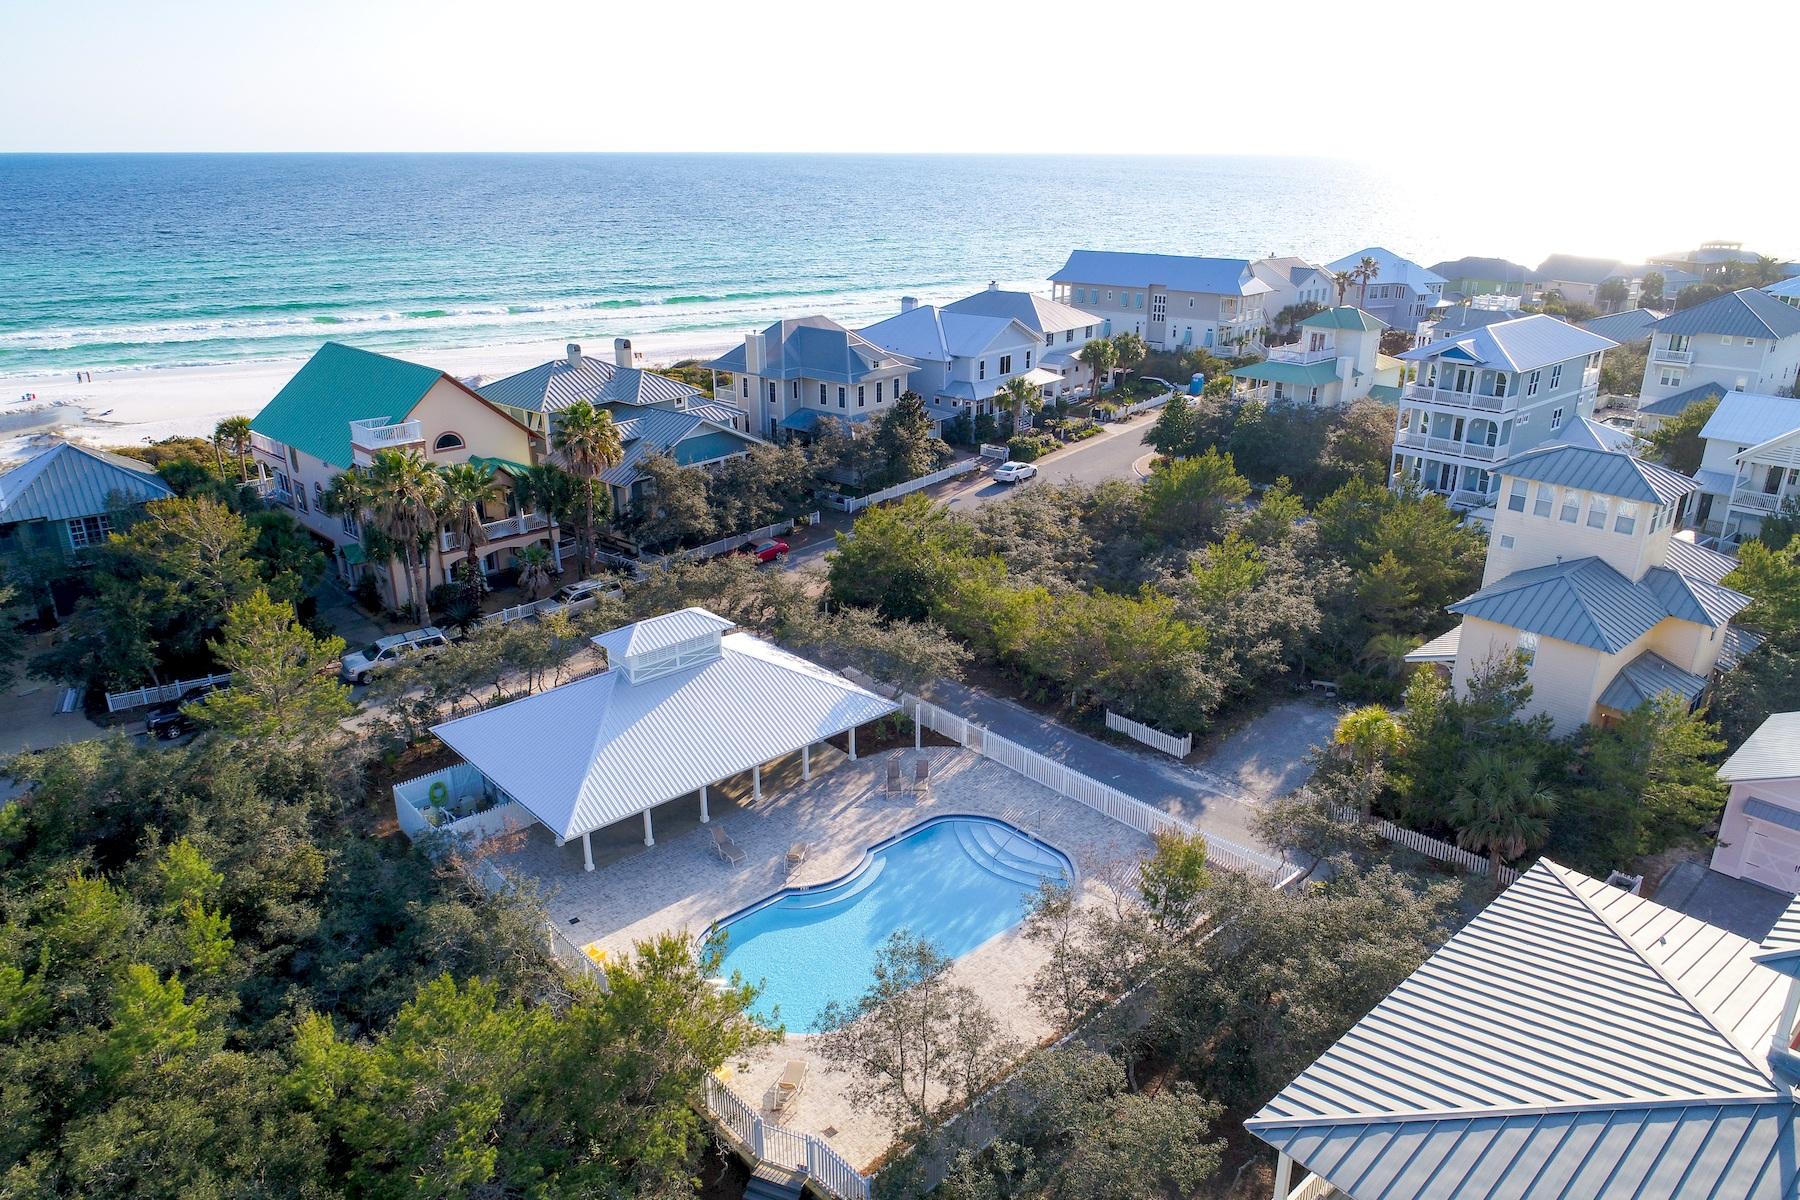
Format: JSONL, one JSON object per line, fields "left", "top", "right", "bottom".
{"left": 144, "top": 683, "right": 217, "bottom": 740}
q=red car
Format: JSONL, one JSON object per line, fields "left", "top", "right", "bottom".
{"left": 740, "top": 538, "right": 790, "bottom": 563}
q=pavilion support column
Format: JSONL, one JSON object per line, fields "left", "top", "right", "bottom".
{"left": 914, "top": 716, "right": 922, "bottom": 749}
{"left": 642, "top": 810, "right": 654, "bottom": 848}
{"left": 849, "top": 725, "right": 858, "bottom": 761}
{"left": 699, "top": 784, "right": 710, "bottom": 824}
{"left": 802, "top": 745, "right": 811, "bottom": 781}
{"left": 581, "top": 832, "right": 594, "bottom": 872}
{"left": 1271, "top": 1153, "right": 1294, "bottom": 1200}
{"left": 753, "top": 764, "right": 763, "bottom": 803}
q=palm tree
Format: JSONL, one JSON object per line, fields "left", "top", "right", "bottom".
{"left": 1359, "top": 632, "right": 1419, "bottom": 679}
{"left": 1332, "top": 705, "right": 1407, "bottom": 792}
{"left": 999, "top": 376, "right": 1042, "bottom": 434}
{"left": 516, "top": 462, "right": 582, "bottom": 572}
{"left": 1077, "top": 337, "right": 1118, "bottom": 399}
{"left": 1449, "top": 751, "right": 1556, "bottom": 881}
{"left": 516, "top": 543, "right": 555, "bottom": 599}
{"left": 1355, "top": 256, "right": 1381, "bottom": 307}
{"left": 438, "top": 461, "right": 501, "bottom": 594}
{"left": 551, "top": 400, "right": 624, "bottom": 571}
{"left": 364, "top": 448, "right": 445, "bottom": 621}
{"left": 1331, "top": 270, "right": 1355, "bottom": 306}
{"left": 214, "top": 416, "right": 253, "bottom": 482}
{"left": 1111, "top": 331, "right": 1148, "bottom": 385}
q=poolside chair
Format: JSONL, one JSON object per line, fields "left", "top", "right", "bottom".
{"left": 786, "top": 842, "right": 810, "bottom": 874}
{"left": 769, "top": 1059, "right": 808, "bottom": 1113}
{"left": 711, "top": 825, "right": 746, "bottom": 866}
{"left": 884, "top": 758, "right": 903, "bottom": 798}
{"left": 913, "top": 755, "right": 932, "bottom": 796}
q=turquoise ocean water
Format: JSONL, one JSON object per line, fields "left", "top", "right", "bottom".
{"left": 0, "top": 153, "right": 1481, "bottom": 380}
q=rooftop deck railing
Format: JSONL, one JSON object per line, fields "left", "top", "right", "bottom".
{"left": 349, "top": 417, "right": 424, "bottom": 452}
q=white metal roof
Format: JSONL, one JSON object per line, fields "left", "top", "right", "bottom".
{"left": 1399, "top": 313, "right": 1617, "bottom": 373}
{"left": 430, "top": 610, "right": 898, "bottom": 840}
{"left": 1698, "top": 391, "right": 1800, "bottom": 449}
{"left": 1248, "top": 860, "right": 1800, "bottom": 1200}
{"left": 1404, "top": 625, "right": 1462, "bottom": 664}
{"left": 1719, "top": 712, "right": 1800, "bottom": 783}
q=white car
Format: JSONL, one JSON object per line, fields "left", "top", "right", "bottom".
{"left": 993, "top": 461, "right": 1039, "bottom": 484}
{"left": 340, "top": 627, "right": 449, "bottom": 684}
{"left": 543, "top": 576, "right": 624, "bottom": 616}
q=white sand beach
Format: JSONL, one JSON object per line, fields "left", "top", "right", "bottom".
{"left": 0, "top": 328, "right": 742, "bottom": 464}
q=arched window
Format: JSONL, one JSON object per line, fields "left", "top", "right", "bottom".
{"left": 433, "top": 432, "right": 465, "bottom": 452}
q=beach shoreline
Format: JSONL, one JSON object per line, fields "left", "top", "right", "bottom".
{"left": 0, "top": 328, "right": 742, "bottom": 462}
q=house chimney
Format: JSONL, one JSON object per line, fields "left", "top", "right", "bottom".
{"left": 900, "top": 296, "right": 919, "bottom": 313}
{"left": 988, "top": 280, "right": 999, "bottom": 291}
{"left": 565, "top": 343, "right": 583, "bottom": 369}
{"left": 613, "top": 337, "right": 634, "bottom": 369}
{"left": 745, "top": 331, "right": 766, "bottom": 377}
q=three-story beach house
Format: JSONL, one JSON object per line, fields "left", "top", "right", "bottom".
{"left": 1248, "top": 256, "right": 1337, "bottom": 323}
{"left": 1325, "top": 247, "right": 1447, "bottom": 330}
{"left": 1391, "top": 314, "right": 1616, "bottom": 513}
{"left": 1406, "top": 444, "right": 1755, "bottom": 737}
{"left": 250, "top": 341, "right": 556, "bottom": 611}
{"left": 1229, "top": 306, "right": 1402, "bottom": 408}
{"left": 478, "top": 341, "right": 761, "bottom": 519}
{"left": 1047, "top": 250, "right": 1270, "bottom": 353}
{"left": 940, "top": 285, "right": 1106, "bottom": 397}
{"left": 857, "top": 298, "right": 1060, "bottom": 425}
{"left": 706, "top": 316, "right": 916, "bottom": 441}
{"left": 1638, "top": 287, "right": 1800, "bottom": 412}
{"left": 1687, "top": 389, "right": 1800, "bottom": 547}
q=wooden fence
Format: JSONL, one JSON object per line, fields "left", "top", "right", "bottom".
{"left": 1330, "top": 804, "right": 1519, "bottom": 886}
{"left": 106, "top": 672, "right": 232, "bottom": 713}
{"left": 902, "top": 694, "right": 1297, "bottom": 883}
{"left": 1104, "top": 710, "right": 1192, "bottom": 758}
{"left": 841, "top": 460, "right": 981, "bottom": 513}
{"left": 704, "top": 1076, "right": 871, "bottom": 1200}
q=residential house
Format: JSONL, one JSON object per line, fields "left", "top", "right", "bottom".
{"left": 1413, "top": 296, "right": 1525, "bottom": 345}
{"left": 1579, "top": 306, "right": 1661, "bottom": 347}
{"left": 1536, "top": 253, "right": 1698, "bottom": 310}
{"left": 1391, "top": 314, "right": 1615, "bottom": 512}
{"left": 940, "top": 285, "right": 1106, "bottom": 396}
{"left": 1324, "top": 246, "right": 1447, "bottom": 330}
{"left": 1248, "top": 256, "right": 1336, "bottom": 327}
{"left": 1765, "top": 275, "right": 1800, "bottom": 308}
{"left": 1248, "top": 859, "right": 1800, "bottom": 1200}
{"left": 479, "top": 341, "right": 762, "bottom": 518}
{"left": 857, "top": 298, "right": 1058, "bottom": 426}
{"left": 706, "top": 316, "right": 915, "bottom": 442}
{"left": 1636, "top": 381, "right": 1727, "bottom": 434}
{"left": 0, "top": 440, "right": 174, "bottom": 565}
{"left": 1427, "top": 255, "right": 1541, "bottom": 300}
{"left": 1651, "top": 239, "right": 1765, "bottom": 279}
{"left": 1409, "top": 444, "right": 1754, "bottom": 737}
{"left": 1689, "top": 389, "right": 1800, "bottom": 546}
{"left": 250, "top": 341, "right": 554, "bottom": 611}
{"left": 1640, "top": 287, "right": 1800, "bottom": 408}
{"left": 1047, "top": 250, "right": 1270, "bottom": 353}
{"left": 1713, "top": 712, "right": 1800, "bottom": 893}
{"left": 1229, "top": 307, "right": 1402, "bottom": 408}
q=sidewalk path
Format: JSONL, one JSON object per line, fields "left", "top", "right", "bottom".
{"left": 923, "top": 678, "right": 1272, "bottom": 854}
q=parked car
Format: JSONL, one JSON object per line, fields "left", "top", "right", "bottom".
{"left": 993, "top": 461, "right": 1039, "bottom": 484}
{"left": 340, "top": 626, "right": 449, "bottom": 684}
{"left": 737, "top": 539, "right": 790, "bottom": 563}
{"left": 543, "top": 576, "right": 624, "bottom": 616}
{"left": 144, "top": 682, "right": 220, "bottom": 741}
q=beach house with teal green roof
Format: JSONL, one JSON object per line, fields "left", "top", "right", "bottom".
{"left": 250, "top": 342, "right": 557, "bottom": 612}
{"left": 1230, "top": 306, "right": 1399, "bottom": 408}
{"left": 0, "top": 440, "right": 175, "bottom": 565}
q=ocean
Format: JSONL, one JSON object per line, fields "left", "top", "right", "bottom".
{"left": 0, "top": 152, "right": 1766, "bottom": 382}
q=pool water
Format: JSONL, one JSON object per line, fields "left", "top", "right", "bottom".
{"left": 715, "top": 816, "right": 1074, "bottom": 1031}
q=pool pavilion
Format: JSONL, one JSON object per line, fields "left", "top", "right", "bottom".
{"left": 401, "top": 608, "right": 900, "bottom": 869}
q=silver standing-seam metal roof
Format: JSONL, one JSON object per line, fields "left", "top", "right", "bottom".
{"left": 0, "top": 440, "right": 174, "bottom": 523}
{"left": 706, "top": 316, "right": 916, "bottom": 385}
{"left": 477, "top": 352, "right": 706, "bottom": 414}
{"left": 1719, "top": 712, "right": 1800, "bottom": 783}
{"left": 1595, "top": 648, "right": 1709, "bottom": 710}
{"left": 1652, "top": 288, "right": 1800, "bottom": 341}
{"left": 1498, "top": 444, "right": 1698, "bottom": 505}
{"left": 1639, "top": 382, "right": 1728, "bottom": 420}
{"left": 1698, "top": 391, "right": 1800, "bottom": 450}
{"left": 1449, "top": 557, "right": 1672, "bottom": 653}
{"left": 430, "top": 609, "right": 898, "bottom": 841}
{"left": 941, "top": 287, "right": 1103, "bottom": 336}
{"left": 1049, "top": 250, "right": 1271, "bottom": 297}
{"left": 1247, "top": 860, "right": 1800, "bottom": 1200}
{"left": 1399, "top": 313, "right": 1618, "bottom": 373}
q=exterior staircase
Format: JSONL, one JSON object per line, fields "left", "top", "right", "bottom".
{"left": 744, "top": 1161, "right": 806, "bottom": 1200}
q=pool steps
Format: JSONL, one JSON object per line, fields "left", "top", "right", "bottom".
{"left": 954, "top": 820, "right": 1068, "bottom": 888}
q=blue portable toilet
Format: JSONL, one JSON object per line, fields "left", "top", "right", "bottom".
{"left": 1188, "top": 373, "right": 1205, "bottom": 396}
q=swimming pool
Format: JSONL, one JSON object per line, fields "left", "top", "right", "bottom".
{"left": 714, "top": 815, "right": 1074, "bottom": 1031}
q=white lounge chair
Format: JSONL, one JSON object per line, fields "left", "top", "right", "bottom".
{"left": 770, "top": 1059, "right": 808, "bottom": 1112}
{"left": 786, "top": 842, "right": 810, "bottom": 874}
{"left": 913, "top": 755, "right": 932, "bottom": 795}
{"left": 711, "top": 825, "right": 746, "bottom": 865}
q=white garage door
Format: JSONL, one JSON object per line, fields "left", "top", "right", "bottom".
{"left": 1741, "top": 820, "right": 1800, "bottom": 894}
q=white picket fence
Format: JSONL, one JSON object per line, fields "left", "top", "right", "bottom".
{"left": 705, "top": 1076, "right": 871, "bottom": 1200}
{"left": 636, "top": 517, "right": 808, "bottom": 572}
{"left": 106, "top": 672, "right": 232, "bottom": 713}
{"left": 1330, "top": 804, "right": 1519, "bottom": 886}
{"left": 1109, "top": 389, "right": 1174, "bottom": 420}
{"left": 902, "top": 694, "right": 1296, "bottom": 883}
{"left": 478, "top": 595, "right": 560, "bottom": 629}
{"left": 979, "top": 442, "right": 1012, "bottom": 460}
{"left": 1104, "top": 710, "right": 1192, "bottom": 758}
{"left": 841, "top": 459, "right": 981, "bottom": 513}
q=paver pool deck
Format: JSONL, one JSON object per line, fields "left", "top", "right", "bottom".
{"left": 490, "top": 744, "right": 1154, "bottom": 1171}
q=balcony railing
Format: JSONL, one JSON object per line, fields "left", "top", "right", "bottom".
{"left": 439, "top": 511, "right": 551, "bottom": 552}
{"left": 349, "top": 417, "right": 425, "bottom": 453}
{"left": 1394, "top": 431, "right": 1503, "bottom": 460}
{"left": 1730, "top": 488, "right": 1783, "bottom": 515}
{"left": 1267, "top": 346, "right": 1338, "bottom": 365}
{"left": 1652, "top": 347, "right": 1694, "bottom": 365}
{"left": 1403, "top": 383, "right": 1508, "bottom": 411}
{"left": 250, "top": 432, "right": 285, "bottom": 457}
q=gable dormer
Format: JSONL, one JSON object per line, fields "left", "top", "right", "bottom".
{"left": 1484, "top": 446, "right": 1698, "bottom": 585}
{"left": 592, "top": 608, "right": 734, "bottom": 685}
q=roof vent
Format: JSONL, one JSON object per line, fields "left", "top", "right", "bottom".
{"left": 566, "top": 343, "right": 583, "bottom": 369}
{"left": 900, "top": 296, "right": 918, "bottom": 313}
